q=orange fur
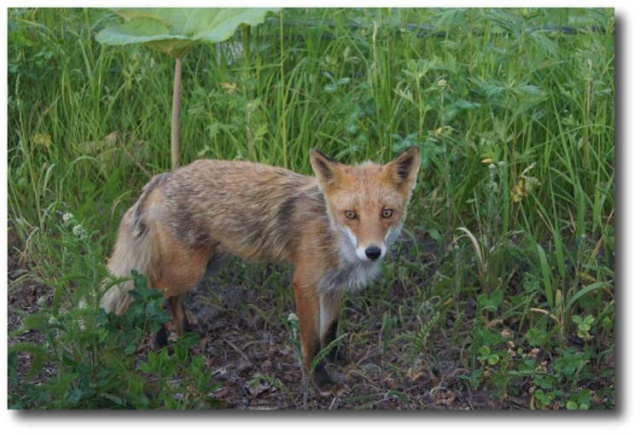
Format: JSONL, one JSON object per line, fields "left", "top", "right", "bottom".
{"left": 100, "top": 147, "right": 420, "bottom": 396}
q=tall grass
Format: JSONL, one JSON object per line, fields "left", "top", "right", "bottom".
{"left": 8, "top": 8, "right": 615, "bottom": 409}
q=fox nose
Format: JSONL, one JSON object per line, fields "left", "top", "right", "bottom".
{"left": 365, "top": 246, "right": 382, "bottom": 260}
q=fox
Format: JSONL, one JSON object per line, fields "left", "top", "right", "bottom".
{"left": 100, "top": 146, "right": 420, "bottom": 397}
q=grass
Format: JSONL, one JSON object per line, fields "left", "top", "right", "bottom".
{"left": 7, "top": 7, "right": 615, "bottom": 409}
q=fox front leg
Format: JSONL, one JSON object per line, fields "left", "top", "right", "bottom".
{"left": 320, "top": 291, "right": 346, "bottom": 364}
{"left": 292, "top": 271, "right": 346, "bottom": 397}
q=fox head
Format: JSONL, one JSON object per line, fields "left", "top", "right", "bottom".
{"left": 310, "top": 147, "right": 421, "bottom": 263}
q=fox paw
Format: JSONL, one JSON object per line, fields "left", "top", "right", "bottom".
{"left": 315, "top": 379, "right": 347, "bottom": 397}
{"left": 313, "top": 365, "right": 347, "bottom": 397}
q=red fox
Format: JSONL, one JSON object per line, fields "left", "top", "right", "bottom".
{"left": 101, "top": 147, "right": 420, "bottom": 396}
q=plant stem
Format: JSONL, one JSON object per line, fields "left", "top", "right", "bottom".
{"left": 279, "top": 12, "right": 288, "bottom": 167}
{"left": 171, "top": 55, "right": 183, "bottom": 170}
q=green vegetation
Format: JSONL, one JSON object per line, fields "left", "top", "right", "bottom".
{"left": 8, "top": 8, "right": 614, "bottom": 409}
{"left": 95, "top": 8, "right": 279, "bottom": 169}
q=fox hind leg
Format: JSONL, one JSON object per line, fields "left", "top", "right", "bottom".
{"left": 151, "top": 236, "right": 221, "bottom": 347}
{"left": 155, "top": 293, "right": 196, "bottom": 348}
{"left": 170, "top": 293, "right": 192, "bottom": 336}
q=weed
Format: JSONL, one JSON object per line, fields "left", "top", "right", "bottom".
{"left": 8, "top": 211, "right": 221, "bottom": 409}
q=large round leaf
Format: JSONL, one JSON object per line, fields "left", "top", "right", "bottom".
{"left": 96, "top": 8, "right": 280, "bottom": 57}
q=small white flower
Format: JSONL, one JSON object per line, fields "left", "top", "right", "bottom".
{"left": 72, "top": 225, "right": 87, "bottom": 240}
{"left": 287, "top": 312, "right": 299, "bottom": 323}
{"left": 37, "top": 296, "right": 47, "bottom": 307}
{"left": 62, "top": 212, "right": 74, "bottom": 224}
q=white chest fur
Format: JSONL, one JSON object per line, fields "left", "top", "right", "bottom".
{"left": 317, "top": 232, "right": 383, "bottom": 294}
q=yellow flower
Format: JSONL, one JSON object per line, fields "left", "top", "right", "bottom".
{"left": 221, "top": 82, "right": 237, "bottom": 94}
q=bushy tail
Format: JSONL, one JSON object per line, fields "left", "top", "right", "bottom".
{"left": 100, "top": 173, "right": 171, "bottom": 315}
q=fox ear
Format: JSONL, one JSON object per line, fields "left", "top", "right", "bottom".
{"left": 310, "top": 148, "right": 340, "bottom": 186}
{"left": 387, "top": 146, "right": 421, "bottom": 187}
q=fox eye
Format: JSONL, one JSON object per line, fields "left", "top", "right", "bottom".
{"left": 381, "top": 208, "right": 393, "bottom": 219}
{"left": 344, "top": 210, "right": 357, "bottom": 220}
